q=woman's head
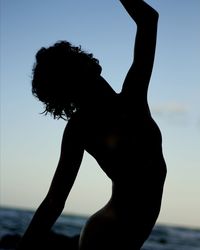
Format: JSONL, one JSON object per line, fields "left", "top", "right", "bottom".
{"left": 32, "top": 41, "right": 102, "bottom": 120}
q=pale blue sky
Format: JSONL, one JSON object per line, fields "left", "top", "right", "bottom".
{"left": 1, "top": 0, "right": 200, "bottom": 228}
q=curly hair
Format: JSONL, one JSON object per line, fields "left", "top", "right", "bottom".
{"left": 32, "top": 41, "right": 102, "bottom": 120}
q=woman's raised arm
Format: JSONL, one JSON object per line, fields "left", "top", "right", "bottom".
{"left": 119, "top": 0, "right": 159, "bottom": 106}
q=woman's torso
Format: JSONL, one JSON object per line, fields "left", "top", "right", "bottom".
{"left": 76, "top": 93, "right": 167, "bottom": 249}
{"left": 77, "top": 93, "right": 166, "bottom": 182}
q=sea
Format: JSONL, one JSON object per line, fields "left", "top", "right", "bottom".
{"left": 0, "top": 207, "right": 200, "bottom": 250}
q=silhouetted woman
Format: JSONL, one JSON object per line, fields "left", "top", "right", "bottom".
{"left": 17, "top": 1, "right": 167, "bottom": 249}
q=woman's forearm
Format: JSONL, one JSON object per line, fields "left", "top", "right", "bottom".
{"left": 119, "top": 0, "right": 159, "bottom": 25}
{"left": 16, "top": 198, "right": 64, "bottom": 249}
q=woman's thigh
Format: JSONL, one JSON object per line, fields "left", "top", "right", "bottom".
{"left": 79, "top": 203, "right": 155, "bottom": 250}
{"left": 79, "top": 207, "right": 122, "bottom": 250}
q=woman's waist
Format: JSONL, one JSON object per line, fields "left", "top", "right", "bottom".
{"left": 109, "top": 177, "right": 165, "bottom": 216}
{"left": 98, "top": 154, "right": 166, "bottom": 181}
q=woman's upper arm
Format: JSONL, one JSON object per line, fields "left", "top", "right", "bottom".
{"left": 46, "top": 120, "right": 84, "bottom": 205}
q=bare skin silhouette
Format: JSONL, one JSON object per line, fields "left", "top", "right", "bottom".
{"left": 17, "top": 1, "right": 167, "bottom": 249}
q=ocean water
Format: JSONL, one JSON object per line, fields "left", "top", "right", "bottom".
{"left": 0, "top": 207, "right": 200, "bottom": 250}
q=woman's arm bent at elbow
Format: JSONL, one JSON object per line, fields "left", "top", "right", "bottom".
{"left": 119, "top": 0, "right": 159, "bottom": 108}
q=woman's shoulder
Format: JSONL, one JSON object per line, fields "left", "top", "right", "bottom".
{"left": 63, "top": 112, "right": 84, "bottom": 140}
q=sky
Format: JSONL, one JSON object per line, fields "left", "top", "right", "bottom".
{"left": 1, "top": 0, "right": 200, "bottom": 229}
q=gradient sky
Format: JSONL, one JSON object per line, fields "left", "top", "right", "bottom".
{"left": 1, "top": 0, "right": 200, "bottom": 228}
